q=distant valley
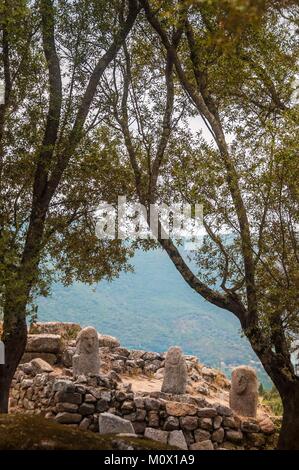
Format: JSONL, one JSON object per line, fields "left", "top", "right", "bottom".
{"left": 37, "top": 248, "right": 271, "bottom": 387}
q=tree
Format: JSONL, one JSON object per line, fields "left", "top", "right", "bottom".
{"left": 0, "top": 0, "right": 140, "bottom": 412}
{"left": 100, "top": 0, "right": 299, "bottom": 449}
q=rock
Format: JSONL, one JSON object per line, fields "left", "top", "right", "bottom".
{"left": 129, "top": 350, "right": 146, "bottom": 360}
{"left": 19, "top": 363, "right": 34, "bottom": 375}
{"left": 134, "top": 397, "right": 144, "bottom": 408}
{"left": 190, "top": 440, "right": 214, "bottom": 450}
{"left": 62, "top": 347, "right": 75, "bottom": 368}
{"left": 212, "top": 428, "right": 225, "bottom": 443}
{"left": 258, "top": 417, "right": 275, "bottom": 434}
{"left": 114, "top": 347, "right": 130, "bottom": 357}
{"left": 135, "top": 409, "right": 147, "bottom": 421}
{"left": 98, "top": 334, "right": 120, "bottom": 348}
{"left": 202, "top": 367, "right": 217, "bottom": 380}
{"left": 163, "top": 416, "right": 180, "bottom": 431}
{"left": 168, "top": 430, "right": 188, "bottom": 450}
{"left": 96, "top": 399, "right": 110, "bottom": 413}
{"left": 161, "top": 347, "right": 187, "bottom": 395}
{"left": 144, "top": 363, "right": 160, "bottom": 374}
{"left": 78, "top": 403, "right": 95, "bottom": 416}
{"left": 115, "top": 390, "right": 127, "bottom": 402}
{"left": 133, "top": 421, "right": 147, "bottom": 434}
{"left": 197, "top": 407, "right": 217, "bottom": 418}
{"left": 213, "top": 416, "right": 222, "bottom": 429}
{"left": 56, "top": 402, "right": 79, "bottom": 413}
{"left": 98, "top": 412, "right": 134, "bottom": 434}
{"left": 148, "top": 411, "right": 160, "bottom": 428}
{"left": 144, "top": 427, "right": 168, "bottom": 444}
{"left": 55, "top": 412, "right": 82, "bottom": 424}
{"left": 241, "top": 419, "right": 260, "bottom": 433}
{"left": 222, "top": 416, "right": 238, "bottom": 429}
{"left": 229, "top": 366, "right": 258, "bottom": 418}
{"left": 29, "top": 322, "right": 81, "bottom": 339}
{"left": 143, "top": 352, "right": 161, "bottom": 361}
{"left": 56, "top": 391, "right": 82, "bottom": 405}
{"left": 26, "top": 334, "right": 63, "bottom": 354}
{"left": 52, "top": 379, "right": 73, "bottom": 392}
{"left": 79, "top": 417, "right": 91, "bottom": 430}
{"left": 246, "top": 432, "right": 266, "bottom": 447}
{"left": 85, "top": 394, "right": 97, "bottom": 403}
{"left": 121, "top": 401, "right": 135, "bottom": 414}
{"left": 216, "top": 405, "right": 233, "bottom": 417}
{"left": 165, "top": 401, "right": 197, "bottom": 417}
{"left": 72, "top": 327, "right": 100, "bottom": 378}
{"left": 180, "top": 416, "right": 198, "bottom": 431}
{"left": 194, "top": 429, "right": 211, "bottom": 442}
{"left": 30, "top": 358, "right": 53, "bottom": 374}
{"left": 196, "top": 384, "right": 209, "bottom": 395}
{"left": 144, "top": 398, "right": 160, "bottom": 411}
{"left": 21, "top": 352, "right": 58, "bottom": 365}
{"left": 198, "top": 417, "right": 213, "bottom": 431}
{"left": 225, "top": 430, "right": 243, "bottom": 443}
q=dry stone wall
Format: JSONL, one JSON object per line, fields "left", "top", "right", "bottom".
{"left": 10, "top": 359, "right": 278, "bottom": 450}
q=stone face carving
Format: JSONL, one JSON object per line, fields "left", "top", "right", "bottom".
{"left": 229, "top": 366, "right": 258, "bottom": 417}
{"left": 161, "top": 346, "right": 188, "bottom": 395}
{"left": 72, "top": 327, "right": 100, "bottom": 378}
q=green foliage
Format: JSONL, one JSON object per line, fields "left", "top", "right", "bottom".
{"left": 260, "top": 385, "right": 283, "bottom": 416}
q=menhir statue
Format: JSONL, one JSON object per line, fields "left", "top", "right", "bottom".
{"left": 72, "top": 326, "right": 100, "bottom": 378}
{"left": 161, "top": 346, "right": 188, "bottom": 394}
{"left": 229, "top": 365, "right": 258, "bottom": 417}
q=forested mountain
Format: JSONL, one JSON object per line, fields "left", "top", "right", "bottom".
{"left": 37, "top": 249, "right": 271, "bottom": 387}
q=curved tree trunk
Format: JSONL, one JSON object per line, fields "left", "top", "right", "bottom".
{"left": 244, "top": 327, "right": 299, "bottom": 450}
{"left": 278, "top": 386, "right": 299, "bottom": 450}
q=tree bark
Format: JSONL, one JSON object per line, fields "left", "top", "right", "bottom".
{"left": 278, "top": 385, "right": 299, "bottom": 450}
{"left": 0, "top": 314, "right": 27, "bottom": 413}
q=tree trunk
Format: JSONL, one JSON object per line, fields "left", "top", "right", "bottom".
{"left": 0, "top": 315, "right": 27, "bottom": 413}
{"left": 244, "top": 327, "right": 299, "bottom": 450}
{"left": 278, "top": 385, "right": 299, "bottom": 450}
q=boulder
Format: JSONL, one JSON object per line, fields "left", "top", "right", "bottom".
{"left": 168, "top": 430, "right": 188, "bottom": 450}
{"left": 194, "top": 429, "right": 211, "bottom": 442}
{"left": 190, "top": 440, "right": 214, "bottom": 450}
{"left": 98, "top": 412, "right": 134, "bottom": 434}
{"left": 197, "top": 407, "right": 217, "bottom": 418}
{"left": 98, "top": 334, "right": 120, "bottom": 348}
{"left": 62, "top": 347, "right": 75, "bottom": 368}
{"left": 163, "top": 416, "right": 180, "bottom": 431}
{"left": 144, "top": 427, "right": 168, "bottom": 444}
{"left": 225, "top": 430, "right": 243, "bottom": 443}
{"left": 258, "top": 416, "right": 275, "bottom": 434}
{"left": 21, "top": 352, "right": 57, "bottom": 365}
{"left": 30, "top": 358, "right": 54, "bottom": 374}
{"left": 165, "top": 401, "right": 197, "bottom": 417}
{"left": 180, "top": 416, "right": 198, "bottom": 431}
{"left": 26, "top": 334, "right": 63, "bottom": 354}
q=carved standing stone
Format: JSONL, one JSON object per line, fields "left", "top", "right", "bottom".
{"left": 72, "top": 326, "right": 100, "bottom": 378}
{"left": 161, "top": 346, "right": 188, "bottom": 394}
{"left": 229, "top": 366, "right": 258, "bottom": 417}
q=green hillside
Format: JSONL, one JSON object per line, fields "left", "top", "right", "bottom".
{"left": 37, "top": 248, "right": 271, "bottom": 387}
